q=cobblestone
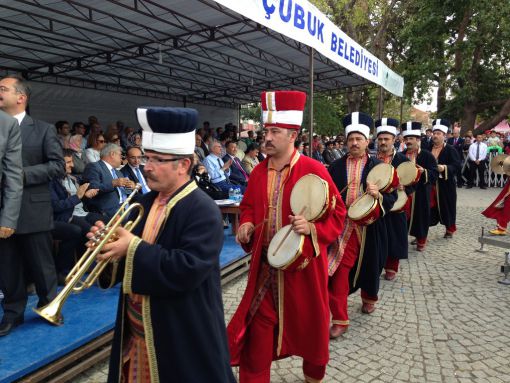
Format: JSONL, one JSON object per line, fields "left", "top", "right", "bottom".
{"left": 71, "top": 188, "right": 510, "bottom": 382}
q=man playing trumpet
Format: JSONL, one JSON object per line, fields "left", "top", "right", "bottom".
{"left": 89, "top": 107, "right": 235, "bottom": 383}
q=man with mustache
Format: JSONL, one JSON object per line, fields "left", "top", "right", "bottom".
{"left": 375, "top": 118, "right": 413, "bottom": 281}
{"left": 402, "top": 122, "right": 438, "bottom": 251}
{"left": 90, "top": 107, "right": 235, "bottom": 383}
{"left": 327, "top": 112, "right": 397, "bottom": 338}
{"left": 228, "top": 91, "right": 346, "bottom": 383}
{"left": 429, "top": 119, "right": 461, "bottom": 238}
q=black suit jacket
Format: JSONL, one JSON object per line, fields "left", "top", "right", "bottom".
{"left": 222, "top": 154, "right": 247, "bottom": 185}
{"left": 82, "top": 160, "right": 126, "bottom": 219}
{"left": 120, "top": 164, "right": 146, "bottom": 184}
{"left": 447, "top": 137, "right": 465, "bottom": 159}
{"left": 17, "top": 114, "right": 65, "bottom": 234}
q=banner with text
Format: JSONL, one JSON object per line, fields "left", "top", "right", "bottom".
{"left": 213, "top": 0, "right": 404, "bottom": 97}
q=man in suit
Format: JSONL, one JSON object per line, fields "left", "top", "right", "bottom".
{"left": 421, "top": 128, "right": 433, "bottom": 150}
{"left": 0, "top": 75, "right": 65, "bottom": 335}
{"left": 82, "top": 143, "right": 135, "bottom": 220}
{"left": 223, "top": 140, "right": 248, "bottom": 192}
{"left": 120, "top": 146, "right": 150, "bottom": 194}
{"left": 447, "top": 127, "right": 465, "bottom": 187}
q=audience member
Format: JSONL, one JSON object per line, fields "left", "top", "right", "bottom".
{"left": 84, "top": 132, "right": 105, "bottom": 163}
{"left": 72, "top": 121, "right": 87, "bottom": 151}
{"left": 223, "top": 141, "right": 248, "bottom": 191}
{"left": 68, "top": 134, "right": 86, "bottom": 174}
{"left": 0, "top": 74, "right": 65, "bottom": 336}
{"left": 467, "top": 133, "right": 488, "bottom": 189}
{"left": 50, "top": 149, "right": 103, "bottom": 283}
{"left": 312, "top": 142, "right": 325, "bottom": 163}
{"left": 242, "top": 143, "right": 260, "bottom": 174}
{"left": 421, "top": 128, "right": 433, "bottom": 150}
{"left": 447, "top": 128, "right": 465, "bottom": 187}
{"left": 120, "top": 146, "right": 150, "bottom": 194}
{"left": 82, "top": 143, "right": 135, "bottom": 220}
{"left": 55, "top": 120, "right": 71, "bottom": 149}
{"left": 203, "top": 140, "right": 233, "bottom": 194}
{"left": 257, "top": 141, "right": 267, "bottom": 162}
{"left": 323, "top": 141, "right": 336, "bottom": 165}
{"left": 195, "top": 134, "right": 206, "bottom": 162}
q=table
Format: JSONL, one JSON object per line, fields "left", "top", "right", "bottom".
{"left": 219, "top": 204, "right": 240, "bottom": 235}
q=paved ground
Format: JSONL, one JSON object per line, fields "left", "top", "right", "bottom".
{"left": 72, "top": 187, "right": 510, "bottom": 382}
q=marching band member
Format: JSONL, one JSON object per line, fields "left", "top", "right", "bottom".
{"left": 402, "top": 122, "right": 438, "bottom": 251}
{"left": 328, "top": 112, "right": 396, "bottom": 339}
{"left": 376, "top": 118, "right": 413, "bottom": 281}
{"left": 92, "top": 107, "right": 235, "bottom": 383}
{"left": 228, "top": 91, "right": 346, "bottom": 383}
{"left": 429, "top": 119, "right": 461, "bottom": 238}
{"left": 482, "top": 178, "right": 510, "bottom": 235}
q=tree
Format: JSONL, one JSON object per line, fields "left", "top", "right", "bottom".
{"left": 396, "top": 0, "right": 510, "bottom": 132}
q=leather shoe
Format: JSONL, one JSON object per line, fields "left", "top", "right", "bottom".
{"left": 444, "top": 232, "right": 453, "bottom": 239}
{"left": 329, "top": 324, "right": 348, "bottom": 339}
{"left": 410, "top": 239, "right": 417, "bottom": 245}
{"left": 361, "top": 302, "right": 376, "bottom": 314}
{"left": 0, "top": 317, "right": 24, "bottom": 337}
{"left": 384, "top": 271, "right": 397, "bottom": 281}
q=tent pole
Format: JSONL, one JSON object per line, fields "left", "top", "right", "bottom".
{"left": 309, "top": 47, "right": 314, "bottom": 145}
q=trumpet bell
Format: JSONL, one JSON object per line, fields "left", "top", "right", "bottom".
{"left": 33, "top": 300, "right": 64, "bottom": 326}
{"left": 490, "top": 154, "right": 509, "bottom": 175}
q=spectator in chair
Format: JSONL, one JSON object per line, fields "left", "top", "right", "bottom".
{"left": 50, "top": 149, "right": 104, "bottom": 283}
{"left": 242, "top": 143, "right": 260, "bottom": 175}
{"left": 223, "top": 141, "right": 248, "bottom": 192}
{"left": 84, "top": 132, "right": 105, "bottom": 164}
{"left": 203, "top": 140, "right": 233, "bottom": 194}
{"left": 120, "top": 146, "right": 151, "bottom": 194}
{"left": 82, "top": 143, "right": 136, "bottom": 220}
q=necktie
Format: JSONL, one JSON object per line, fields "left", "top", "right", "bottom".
{"left": 217, "top": 158, "right": 223, "bottom": 171}
{"left": 454, "top": 138, "right": 457, "bottom": 145}
{"left": 476, "top": 143, "right": 480, "bottom": 160}
{"left": 135, "top": 167, "right": 149, "bottom": 194}
{"left": 111, "top": 168, "right": 126, "bottom": 202}
{"left": 234, "top": 157, "right": 249, "bottom": 181}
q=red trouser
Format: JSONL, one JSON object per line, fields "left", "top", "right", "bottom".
{"left": 239, "top": 291, "right": 326, "bottom": 383}
{"left": 385, "top": 256, "right": 399, "bottom": 274}
{"left": 328, "top": 233, "right": 378, "bottom": 326}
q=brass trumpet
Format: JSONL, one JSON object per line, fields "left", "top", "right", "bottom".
{"left": 34, "top": 185, "right": 145, "bottom": 325}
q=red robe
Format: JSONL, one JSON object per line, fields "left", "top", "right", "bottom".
{"left": 482, "top": 180, "right": 510, "bottom": 228}
{"left": 227, "top": 152, "right": 346, "bottom": 367}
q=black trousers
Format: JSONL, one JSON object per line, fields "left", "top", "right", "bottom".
{"left": 468, "top": 160, "right": 486, "bottom": 187}
{"left": 0, "top": 231, "right": 57, "bottom": 322}
{"left": 51, "top": 213, "right": 106, "bottom": 275}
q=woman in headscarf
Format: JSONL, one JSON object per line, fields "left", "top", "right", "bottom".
{"left": 127, "top": 131, "right": 143, "bottom": 149}
{"left": 68, "top": 134, "right": 86, "bottom": 174}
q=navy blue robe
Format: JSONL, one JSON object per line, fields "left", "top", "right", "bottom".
{"left": 100, "top": 181, "right": 235, "bottom": 383}
{"left": 404, "top": 149, "right": 438, "bottom": 239}
{"left": 430, "top": 144, "right": 461, "bottom": 229}
{"left": 385, "top": 152, "right": 412, "bottom": 260}
{"left": 328, "top": 155, "right": 397, "bottom": 297}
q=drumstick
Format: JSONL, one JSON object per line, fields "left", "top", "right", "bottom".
{"left": 252, "top": 219, "right": 268, "bottom": 231}
{"left": 271, "top": 206, "right": 307, "bottom": 256}
{"left": 339, "top": 179, "right": 356, "bottom": 194}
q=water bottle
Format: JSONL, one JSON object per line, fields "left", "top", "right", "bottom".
{"left": 228, "top": 187, "right": 235, "bottom": 201}
{"left": 237, "top": 186, "right": 243, "bottom": 203}
{"left": 234, "top": 186, "right": 240, "bottom": 203}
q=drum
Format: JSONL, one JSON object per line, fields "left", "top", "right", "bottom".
{"left": 290, "top": 174, "right": 329, "bottom": 222}
{"left": 390, "top": 189, "right": 408, "bottom": 212}
{"left": 267, "top": 225, "right": 310, "bottom": 271}
{"left": 347, "top": 194, "right": 381, "bottom": 225}
{"left": 396, "top": 161, "right": 423, "bottom": 186}
{"left": 366, "top": 163, "right": 398, "bottom": 192}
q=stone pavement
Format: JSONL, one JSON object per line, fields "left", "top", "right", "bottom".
{"left": 72, "top": 187, "right": 510, "bottom": 382}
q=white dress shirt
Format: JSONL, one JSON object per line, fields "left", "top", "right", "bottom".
{"left": 129, "top": 164, "right": 150, "bottom": 193}
{"left": 13, "top": 111, "right": 26, "bottom": 125}
{"left": 468, "top": 141, "right": 488, "bottom": 161}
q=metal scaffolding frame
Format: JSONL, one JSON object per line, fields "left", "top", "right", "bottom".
{"left": 0, "top": 0, "right": 374, "bottom": 111}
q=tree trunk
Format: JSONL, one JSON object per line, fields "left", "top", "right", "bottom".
{"left": 346, "top": 91, "right": 362, "bottom": 113}
{"left": 461, "top": 103, "right": 477, "bottom": 133}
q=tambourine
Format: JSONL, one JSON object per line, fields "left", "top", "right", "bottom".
{"left": 366, "top": 163, "right": 399, "bottom": 193}
{"left": 396, "top": 161, "right": 423, "bottom": 186}
{"left": 267, "top": 225, "right": 310, "bottom": 271}
{"left": 390, "top": 189, "right": 408, "bottom": 212}
{"left": 290, "top": 174, "right": 329, "bottom": 222}
{"left": 347, "top": 194, "right": 381, "bottom": 226}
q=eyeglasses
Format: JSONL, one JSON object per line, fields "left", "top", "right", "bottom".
{"left": 0, "top": 86, "right": 12, "bottom": 93}
{"left": 142, "top": 155, "right": 183, "bottom": 165}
